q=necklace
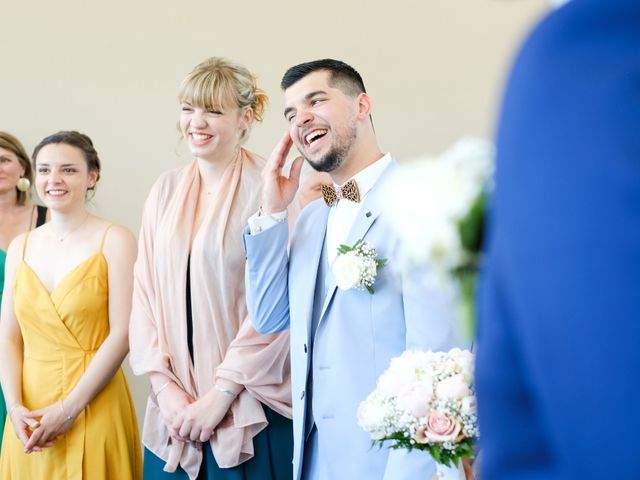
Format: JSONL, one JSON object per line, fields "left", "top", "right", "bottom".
{"left": 53, "top": 214, "right": 90, "bottom": 242}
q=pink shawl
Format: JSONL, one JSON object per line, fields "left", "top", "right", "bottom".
{"left": 129, "top": 149, "right": 291, "bottom": 478}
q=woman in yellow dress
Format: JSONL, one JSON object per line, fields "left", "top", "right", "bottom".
{"left": 0, "top": 131, "right": 142, "bottom": 479}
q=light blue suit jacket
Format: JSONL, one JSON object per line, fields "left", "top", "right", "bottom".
{"left": 244, "top": 160, "right": 461, "bottom": 479}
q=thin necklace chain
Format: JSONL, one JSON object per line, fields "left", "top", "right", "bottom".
{"left": 54, "top": 214, "right": 90, "bottom": 242}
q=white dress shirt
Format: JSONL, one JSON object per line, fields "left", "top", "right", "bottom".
{"left": 324, "top": 153, "right": 391, "bottom": 264}
{"left": 248, "top": 154, "right": 392, "bottom": 267}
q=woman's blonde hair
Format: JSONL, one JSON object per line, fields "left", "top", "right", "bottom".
{"left": 178, "top": 57, "right": 268, "bottom": 142}
{"left": 0, "top": 132, "right": 33, "bottom": 206}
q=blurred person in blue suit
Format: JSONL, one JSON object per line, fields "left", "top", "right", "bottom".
{"left": 476, "top": 0, "right": 640, "bottom": 479}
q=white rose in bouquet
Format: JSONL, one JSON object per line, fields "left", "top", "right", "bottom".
{"left": 450, "top": 348, "right": 474, "bottom": 382}
{"left": 356, "top": 392, "right": 390, "bottom": 440}
{"left": 377, "top": 364, "right": 420, "bottom": 397}
{"left": 436, "top": 374, "right": 471, "bottom": 400}
{"left": 396, "top": 381, "right": 434, "bottom": 418}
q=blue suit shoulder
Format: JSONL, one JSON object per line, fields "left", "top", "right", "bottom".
{"left": 290, "top": 198, "right": 329, "bottom": 248}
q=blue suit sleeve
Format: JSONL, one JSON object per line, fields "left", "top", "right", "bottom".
{"left": 243, "top": 222, "right": 291, "bottom": 334}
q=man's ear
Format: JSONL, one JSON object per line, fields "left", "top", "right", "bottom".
{"left": 356, "top": 92, "right": 372, "bottom": 120}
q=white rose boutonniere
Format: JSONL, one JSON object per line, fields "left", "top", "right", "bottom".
{"left": 333, "top": 240, "right": 387, "bottom": 294}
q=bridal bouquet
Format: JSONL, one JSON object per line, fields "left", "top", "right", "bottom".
{"left": 381, "top": 138, "right": 494, "bottom": 335}
{"left": 357, "top": 348, "right": 478, "bottom": 470}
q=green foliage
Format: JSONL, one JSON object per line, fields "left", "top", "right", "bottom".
{"left": 373, "top": 434, "right": 476, "bottom": 468}
{"left": 452, "top": 190, "right": 487, "bottom": 337}
{"left": 338, "top": 244, "right": 352, "bottom": 254}
{"left": 458, "top": 192, "right": 486, "bottom": 255}
{"left": 457, "top": 269, "right": 476, "bottom": 338}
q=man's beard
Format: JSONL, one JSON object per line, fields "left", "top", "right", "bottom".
{"left": 306, "top": 146, "right": 347, "bottom": 173}
{"left": 304, "top": 123, "right": 357, "bottom": 173}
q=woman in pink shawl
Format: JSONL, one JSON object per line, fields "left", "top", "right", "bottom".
{"left": 129, "top": 57, "right": 292, "bottom": 480}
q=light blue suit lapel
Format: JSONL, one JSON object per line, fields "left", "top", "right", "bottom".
{"left": 295, "top": 203, "right": 331, "bottom": 340}
{"left": 317, "top": 160, "right": 396, "bottom": 322}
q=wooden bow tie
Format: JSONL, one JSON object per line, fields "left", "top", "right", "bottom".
{"left": 320, "top": 179, "right": 361, "bottom": 207}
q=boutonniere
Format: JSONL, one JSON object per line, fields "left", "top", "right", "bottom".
{"left": 333, "top": 240, "right": 387, "bottom": 294}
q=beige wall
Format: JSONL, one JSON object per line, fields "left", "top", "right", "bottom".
{"left": 2, "top": 0, "right": 549, "bottom": 433}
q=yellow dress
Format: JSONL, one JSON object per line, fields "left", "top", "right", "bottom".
{"left": 0, "top": 228, "right": 142, "bottom": 479}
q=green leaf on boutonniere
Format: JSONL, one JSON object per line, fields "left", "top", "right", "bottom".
{"left": 337, "top": 244, "right": 353, "bottom": 254}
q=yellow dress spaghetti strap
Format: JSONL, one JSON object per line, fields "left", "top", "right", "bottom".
{"left": 0, "top": 226, "right": 142, "bottom": 479}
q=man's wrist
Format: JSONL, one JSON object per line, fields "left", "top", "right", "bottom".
{"left": 249, "top": 207, "right": 287, "bottom": 235}
{"left": 259, "top": 204, "right": 286, "bottom": 216}
{"left": 258, "top": 205, "right": 287, "bottom": 218}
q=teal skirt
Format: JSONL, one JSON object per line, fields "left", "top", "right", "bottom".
{"left": 143, "top": 406, "right": 292, "bottom": 480}
{"left": 0, "top": 385, "right": 5, "bottom": 452}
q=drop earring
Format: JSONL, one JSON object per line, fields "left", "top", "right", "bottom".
{"left": 16, "top": 177, "right": 31, "bottom": 192}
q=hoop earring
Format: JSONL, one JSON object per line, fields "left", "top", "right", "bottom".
{"left": 16, "top": 177, "right": 31, "bottom": 192}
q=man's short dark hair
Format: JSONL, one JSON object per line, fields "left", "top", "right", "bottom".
{"left": 281, "top": 59, "right": 366, "bottom": 97}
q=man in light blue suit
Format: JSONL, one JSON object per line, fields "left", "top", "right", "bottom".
{"left": 476, "top": 0, "right": 640, "bottom": 478}
{"left": 242, "top": 59, "right": 461, "bottom": 480}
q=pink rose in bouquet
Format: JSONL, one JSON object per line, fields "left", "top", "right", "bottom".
{"left": 418, "top": 411, "right": 463, "bottom": 443}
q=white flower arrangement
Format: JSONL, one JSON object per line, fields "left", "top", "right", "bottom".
{"left": 357, "top": 348, "right": 479, "bottom": 470}
{"left": 381, "top": 137, "right": 495, "bottom": 333}
{"left": 332, "top": 240, "right": 387, "bottom": 294}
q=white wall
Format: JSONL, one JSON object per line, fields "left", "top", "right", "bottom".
{"left": 1, "top": 0, "right": 550, "bottom": 432}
